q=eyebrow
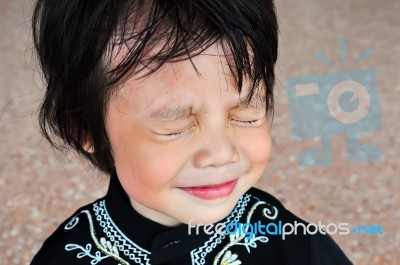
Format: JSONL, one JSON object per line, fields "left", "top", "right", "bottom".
{"left": 148, "top": 94, "right": 266, "bottom": 121}
{"left": 237, "top": 94, "right": 267, "bottom": 110}
{"left": 148, "top": 105, "right": 192, "bottom": 121}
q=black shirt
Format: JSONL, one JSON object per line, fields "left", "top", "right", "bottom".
{"left": 31, "top": 176, "right": 353, "bottom": 265}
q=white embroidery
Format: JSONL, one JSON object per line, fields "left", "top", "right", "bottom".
{"left": 190, "top": 194, "right": 251, "bottom": 265}
{"left": 65, "top": 243, "right": 109, "bottom": 265}
{"left": 190, "top": 193, "right": 279, "bottom": 265}
{"left": 212, "top": 201, "right": 273, "bottom": 265}
{"left": 220, "top": 250, "right": 242, "bottom": 265}
{"left": 65, "top": 215, "right": 79, "bottom": 230}
{"left": 93, "top": 200, "right": 151, "bottom": 265}
{"left": 65, "top": 210, "right": 129, "bottom": 265}
{"left": 63, "top": 191, "right": 279, "bottom": 265}
{"left": 252, "top": 195, "right": 279, "bottom": 220}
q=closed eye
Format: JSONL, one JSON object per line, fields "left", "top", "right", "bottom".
{"left": 232, "top": 117, "right": 265, "bottom": 126}
{"left": 154, "top": 124, "right": 195, "bottom": 139}
{"left": 238, "top": 120, "right": 259, "bottom": 125}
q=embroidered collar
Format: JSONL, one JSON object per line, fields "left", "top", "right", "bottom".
{"left": 64, "top": 173, "right": 278, "bottom": 264}
{"left": 99, "top": 175, "right": 255, "bottom": 264}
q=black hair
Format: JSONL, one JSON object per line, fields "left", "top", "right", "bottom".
{"left": 32, "top": 0, "right": 279, "bottom": 175}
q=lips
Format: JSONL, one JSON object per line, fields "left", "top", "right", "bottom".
{"left": 178, "top": 179, "right": 238, "bottom": 200}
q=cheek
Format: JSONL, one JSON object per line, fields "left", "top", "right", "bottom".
{"left": 116, "top": 143, "right": 190, "bottom": 210}
{"left": 112, "top": 130, "right": 191, "bottom": 196}
{"left": 238, "top": 125, "right": 272, "bottom": 168}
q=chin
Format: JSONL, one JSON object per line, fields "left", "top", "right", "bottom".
{"left": 184, "top": 198, "right": 242, "bottom": 225}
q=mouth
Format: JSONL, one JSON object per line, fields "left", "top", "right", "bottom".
{"left": 178, "top": 179, "right": 238, "bottom": 200}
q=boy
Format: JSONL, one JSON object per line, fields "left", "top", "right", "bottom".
{"left": 31, "top": 0, "right": 353, "bottom": 264}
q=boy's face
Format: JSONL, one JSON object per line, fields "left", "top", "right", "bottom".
{"left": 106, "top": 45, "right": 272, "bottom": 226}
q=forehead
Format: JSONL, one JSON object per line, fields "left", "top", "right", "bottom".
{"left": 111, "top": 44, "right": 263, "bottom": 112}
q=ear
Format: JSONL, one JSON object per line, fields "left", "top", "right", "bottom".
{"left": 82, "top": 138, "right": 95, "bottom": 153}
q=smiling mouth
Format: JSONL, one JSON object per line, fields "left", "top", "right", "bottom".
{"left": 178, "top": 179, "right": 238, "bottom": 200}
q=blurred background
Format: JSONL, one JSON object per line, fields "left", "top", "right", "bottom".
{"left": 0, "top": 0, "right": 399, "bottom": 264}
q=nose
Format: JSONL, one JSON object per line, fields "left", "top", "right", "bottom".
{"left": 193, "top": 128, "right": 240, "bottom": 168}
